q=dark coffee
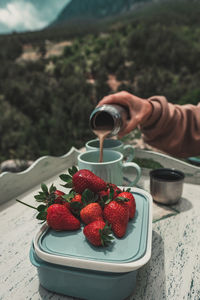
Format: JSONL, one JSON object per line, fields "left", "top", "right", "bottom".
{"left": 153, "top": 173, "right": 182, "bottom": 181}
{"left": 92, "top": 111, "right": 114, "bottom": 131}
{"left": 150, "top": 169, "right": 184, "bottom": 182}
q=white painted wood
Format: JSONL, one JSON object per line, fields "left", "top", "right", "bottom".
{"left": 0, "top": 147, "right": 81, "bottom": 205}
{"left": 1, "top": 147, "right": 200, "bottom": 300}
{"left": 135, "top": 148, "right": 200, "bottom": 184}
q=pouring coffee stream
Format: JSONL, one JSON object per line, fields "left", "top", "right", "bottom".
{"left": 90, "top": 104, "right": 129, "bottom": 162}
{"left": 93, "top": 129, "right": 112, "bottom": 163}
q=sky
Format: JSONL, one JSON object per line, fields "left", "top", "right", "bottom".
{"left": 0, "top": 0, "right": 71, "bottom": 34}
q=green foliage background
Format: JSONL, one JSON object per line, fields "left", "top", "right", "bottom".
{"left": 0, "top": 0, "right": 200, "bottom": 162}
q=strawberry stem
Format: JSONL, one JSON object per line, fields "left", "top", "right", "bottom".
{"left": 16, "top": 199, "right": 37, "bottom": 210}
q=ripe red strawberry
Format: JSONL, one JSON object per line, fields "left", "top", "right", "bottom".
{"left": 117, "top": 191, "right": 136, "bottom": 219}
{"left": 97, "top": 189, "right": 108, "bottom": 207}
{"left": 60, "top": 166, "right": 107, "bottom": 194}
{"left": 71, "top": 193, "right": 82, "bottom": 204}
{"left": 69, "top": 193, "right": 83, "bottom": 216}
{"left": 98, "top": 183, "right": 121, "bottom": 199}
{"left": 54, "top": 190, "right": 65, "bottom": 202}
{"left": 54, "top": 189, "right": 73, "bottom": 210}
{"left": 61, "top": 192, "right": 82, "bottom": 211}
{"left": 98, "top": 183, "right": 122, "bottom": 208}
{"left": 107, "top": 183, "right": 122, "bottom": 199}
{"left": 80, "top": 202, "right": 103, "bottom": 224}
{"left": 83, "top": 220, "right": 113, "bottom": 247}
{"left": 47, "top": 204, "right": 81, "bottom": 231}
{"left": 103, "top": 200, "right": 129, "bottom": 238}
{"left": 54, "top": 189, "right": 70, "bottom": 205}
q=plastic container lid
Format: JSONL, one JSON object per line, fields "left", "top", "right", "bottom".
{"left": 33, "top": 187, "right": 152, "bottom": 273}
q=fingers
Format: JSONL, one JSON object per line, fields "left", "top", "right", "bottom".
{"left": 118, "top": 118, "right": 137, "bottom": 138}
{"left": 96, "top": 91, "right": 150, "bottom": 138}
{"left": 97, "top": 91, "right": 133, "bottom": 107}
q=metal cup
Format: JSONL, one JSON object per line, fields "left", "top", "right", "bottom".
{"left": 150, "top": 168, "right": 185, "bottom": 205}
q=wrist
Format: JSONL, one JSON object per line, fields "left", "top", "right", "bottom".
{"left": 140, "top": 100, "right": 153, "bottom": 125}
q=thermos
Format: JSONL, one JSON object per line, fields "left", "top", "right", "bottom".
{"left": 89, "top": 104, "right": 129, "bottom": 137}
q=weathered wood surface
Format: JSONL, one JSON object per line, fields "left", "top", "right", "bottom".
{"left": 1, "top": 147, "right": 200, "bottom": 300}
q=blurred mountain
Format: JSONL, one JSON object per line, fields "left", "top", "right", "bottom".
{"left": 51, "top": 0, "right": 150, "bottom": 27}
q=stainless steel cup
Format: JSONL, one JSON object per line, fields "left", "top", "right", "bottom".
{"left": 150, "top": 168, "right": 185, "bottom": 205}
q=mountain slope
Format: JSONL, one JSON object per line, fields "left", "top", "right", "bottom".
{"left": 51, "top": 0, "right": 150, "bottom": 27}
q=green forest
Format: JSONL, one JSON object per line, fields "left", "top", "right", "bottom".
{"left": 0, "top": 0, "right": 200, "bottom": 164}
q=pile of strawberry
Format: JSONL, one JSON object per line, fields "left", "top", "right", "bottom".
{"left": 16, "top": 166, "right": 136, "bottom": 247}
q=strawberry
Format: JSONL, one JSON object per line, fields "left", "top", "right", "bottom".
{"left": 54, "top": 190, "right": 65, "bottom": 204}
{"left": 71, "top": 193, "right": 82, "bottom": 204}
{"left": 98, "top": 183, "right": 122, "bottom": 208}
{"left": 60, "top": 166, "right": 107, "bottom": 194}
{"left": 78, "top": 189, "right": 102, "bottom": 224}
{"left": 61, "top": 191, "right": 82, "bottom": 211}
{"left": 16, "top": 183, "right": 65, "bottom": 221}
{"left": 103, "top": 199, "right": 129, "bottom": 238}
{"left": 47, "top": 204, "right": 81, "bottom": 231}
{"left": 54, "top": 189, "right": 72, "bottom": 210}
{"left": 97, "top": 189, "right": 108, "bottom": 207}
{"left": 107, "top": 183, "right": 122, "bottom": 199}
{"left": 69, "top": 193, "right": 83, "bottom": 216}
{"left": 80, "top": 202, "right": 103, "bottom": 224}
{"left": 117, "top": 191, "right": 136, "bottom": 219}
{"left": 33, "top": 183, "right": 67, "bottom": 207}
{"left": 83, "top": 220, "right": 113, "bottom": 247}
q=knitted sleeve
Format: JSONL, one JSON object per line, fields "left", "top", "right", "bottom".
{"left": 140, "top": 96, "right": 200, "bottom": 158}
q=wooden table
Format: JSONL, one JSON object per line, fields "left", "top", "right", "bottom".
{"left": 1, "top": 148, "right": 200, "bottom": 300}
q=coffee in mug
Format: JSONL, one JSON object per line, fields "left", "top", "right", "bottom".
{"left": 85, "top": 139, "right": 134, "bottom": 163}
{"left": 78, "top": 150, "right": 141, "bottom": 186}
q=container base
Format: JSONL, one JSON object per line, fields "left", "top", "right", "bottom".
{"left": 30, "top": 245, "right": 137, "bottom": 300}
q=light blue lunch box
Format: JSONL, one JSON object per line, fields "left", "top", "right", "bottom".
{"left": 30, "top": 187, "right": 152, "bottom": 300}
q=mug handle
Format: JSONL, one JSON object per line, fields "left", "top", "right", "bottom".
{"left": 123, "top": 145, "right": 135, "bottom": 162}
{"left": 122, "top": 162, "right": 141, "bottom": 186}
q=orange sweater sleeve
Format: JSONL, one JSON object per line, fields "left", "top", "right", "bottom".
{"left": 140, "top": 96, "right": 200, "bottom": 158}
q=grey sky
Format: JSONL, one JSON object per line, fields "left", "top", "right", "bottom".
{"left": 0, "top": 0, "right": 71, "bottom": 34}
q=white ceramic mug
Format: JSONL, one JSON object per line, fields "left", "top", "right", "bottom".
{"left": 85, "top": 139, "right": 134, "bottom": 162}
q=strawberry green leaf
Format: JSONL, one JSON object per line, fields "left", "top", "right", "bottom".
{"left": 37, "top": 204, "right": 47, "bottom": 212}
{"left": 81, "top": 189, "right": 95, "bottom": 205}
{"left": 68, "top": 166, "right": 78, "bottom": 176}
{"left": 105, "top": 199, "right": 110, "bottom": 205}
{"left": 98, "top": 195, "right": 109, "bottom": 208}
{"left": 60, "top": 182, "right": 73, "bottom": 188}
{"left": 115, "top": 196, "right": 129, "bottom": 202}
{"left": 70, "top": 201, "right": 82, "bottom": 210}
{"left": 62, "top": 192, "right": 75, "bottom": 201}
{"left": 36, "top": 211, "right": 47, "bottom": 220}
{"left": 34, "top": 194, "right": 46, "bottom": 201}
{"left": 41, "top": 183, "right": 48, "bottom": 195}
{"left": 59, "top": 174, "right": 72, "bottom": 182}
{"left": 99, "top": 223, "right": 114, "bottom": 247}
{"left": 109, "top": 187, "right": 114, "bottom": 200}
{"left": 50, "top": 184, "right": 56, "bottom": 193}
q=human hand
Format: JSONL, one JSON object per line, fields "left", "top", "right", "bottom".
{"left": 97, "top": 91, "right": 153, "bottom": 138}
